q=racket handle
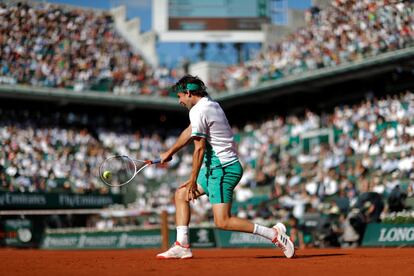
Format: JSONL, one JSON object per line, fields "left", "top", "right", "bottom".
{"left": 152, "top": 157, "right": 172, "bottom": 164}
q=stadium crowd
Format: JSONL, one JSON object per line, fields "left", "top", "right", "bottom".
{"left": 0, "top": 1, "right": 178, "bottom": 95}
{"left": 205, "top": 0, "right": 414, "bottom": 91}
{"left": 0, "top": 108, "right": 175, "bottom": 194}
{"left": 1, "top": 90, "right": 414, "bottom": 245}
{"left": 232, "top": 90, "right": 414, "bottom": 246}
{"left": 1, "top": 1, "right": 413, "bottom": 94}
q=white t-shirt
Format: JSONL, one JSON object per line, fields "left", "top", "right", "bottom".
{"left": 189, "top": 97, "right": 238, "bottom": 168}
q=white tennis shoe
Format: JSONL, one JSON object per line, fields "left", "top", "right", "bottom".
{"left": 156, "top": 241, "right": 193, "bottom": 259}
{"left": 272, "top": 222, "right": 295, "bottom": 258}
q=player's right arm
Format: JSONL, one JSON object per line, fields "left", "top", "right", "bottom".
{"left": 160, "top": 124, "right": 192, "bottom": 162}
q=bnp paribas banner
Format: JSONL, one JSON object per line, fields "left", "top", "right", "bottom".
{"left": 215, "top": 229, "right": 273, "bottom": 248}
{"left": 41, "top": 227, "right": 274, "bottom": 250}
{"left": 362, "top": 223, "right": 414, "bottom": 247}
{"left": 41, "top": 229, "right": 162, "bottom": 249}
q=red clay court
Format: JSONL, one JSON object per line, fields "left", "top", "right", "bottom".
{"left": 2, "top": 248, "right": 414, "bottom": 276}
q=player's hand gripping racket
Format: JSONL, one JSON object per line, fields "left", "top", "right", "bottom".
{"left": 99, "top": 155, "right": 171, "bottom": 187}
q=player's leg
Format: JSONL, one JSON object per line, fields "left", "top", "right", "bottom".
{"left": 156, "top": 177, "right": 206, "bottom": 259}
{"left": 212, "top": 203, "right": 279, "bottom": 237}
{"left": 209, "top": 162, "right": 263, "bottom": 233}
{"left": 212, "top": 202, "right": 295, "bottom": 258}
{"left": 174, "top": 183, "right": 206, "bottom": 245}
{"left": 210, "top": 162, "right": 295, "bottom": 258}
{"left": 212, "top": 203, "right": 254, "bottom": 232}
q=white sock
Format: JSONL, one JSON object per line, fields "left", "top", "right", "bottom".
{"left": 253, "top": 224, "right": 276, "bottom": 241}
{"left": 176, "top": 226, "right": 189, "bottom": 245}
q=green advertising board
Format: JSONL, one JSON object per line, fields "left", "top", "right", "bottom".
{"left": 215, "top": 229, "right": 273, "bottom": 248}
{"left": 0, "top": 192, "right": 122, "bottom": 209}
{"left": 41, "top": 229, "right": 162, "bottom": 249}
{"left": 41, "top": 227, "right": 276, "bottom": 250}
{"left": 169, "top": 227, "right": 273, "bottom": 248}
{"left": 362, "top": 223, "right": 414, "bottom": 247}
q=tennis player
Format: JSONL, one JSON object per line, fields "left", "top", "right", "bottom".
{"left": 157, "top": 75, "right": 294, "bottom": 259}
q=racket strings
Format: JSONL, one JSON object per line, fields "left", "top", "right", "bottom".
{"left": 101, "top": 156, "right": 137, "bottom": 186}
{"left": 118, "top": 157, "right": 136, "bottom": 184}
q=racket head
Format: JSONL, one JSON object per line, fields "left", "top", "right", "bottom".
{"left": 99, "top": 155, "right": 149, "bottom": 187}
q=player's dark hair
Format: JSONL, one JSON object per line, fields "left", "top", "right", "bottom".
{"left": 173, "top": 75, "right": 208, "bottom": 97}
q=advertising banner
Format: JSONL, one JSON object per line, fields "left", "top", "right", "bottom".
{"left": 0, "top": 192, "right": 122, "bottom": 209}
{"left": 215, "top": 229, "right": 273, "bottom": 248}
{"left": 362, "top": 223, "right": 414, "bottom": 247}
{"left": 41, "top": 229, "right": 162, "bottom": 249}
{"left": 41, "top": 227, "right": 279, "bottom": 249}
{"left": 2, "top": 219, "right": 32, "bottom": 246}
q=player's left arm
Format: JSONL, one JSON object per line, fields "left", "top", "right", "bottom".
{"left": 181, "top": 136, "right": 205, "bottom": 201}
{"left": 189, "top": 136, "right": 205, "bottom": 183}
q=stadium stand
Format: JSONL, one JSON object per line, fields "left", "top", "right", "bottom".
{"left": 0, "top": 106, "right": 176, "bottom": 195}
{"left": 209, "top": 0, "right": 414, "bottom": 92}
{"left": 0, "top": 1, "right": 178, "bottom": 95}
{"left": 0, "top": 1, "right": 413, "bottom": 95}
{"left": 1, "top": 89, "right": 413, "bottom": 246}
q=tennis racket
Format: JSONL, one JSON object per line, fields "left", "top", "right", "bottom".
{"left": 99, "top": 155, "right": 171, "bottom": 187}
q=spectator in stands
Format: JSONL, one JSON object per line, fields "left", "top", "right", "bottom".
{"left": 387, "top": 185, "right": 408, "bottom": 213}
{"left": 1, "top": 1, "right": 413, "bottom": 95}
{"left": 1, "top": 89, "right": 414, "bottom": 237}
{"left": 210, "top": 0, "right": 414, "bottom": 92}
{"left": 0, "top": 1, "right": 177, "bottom": 95}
